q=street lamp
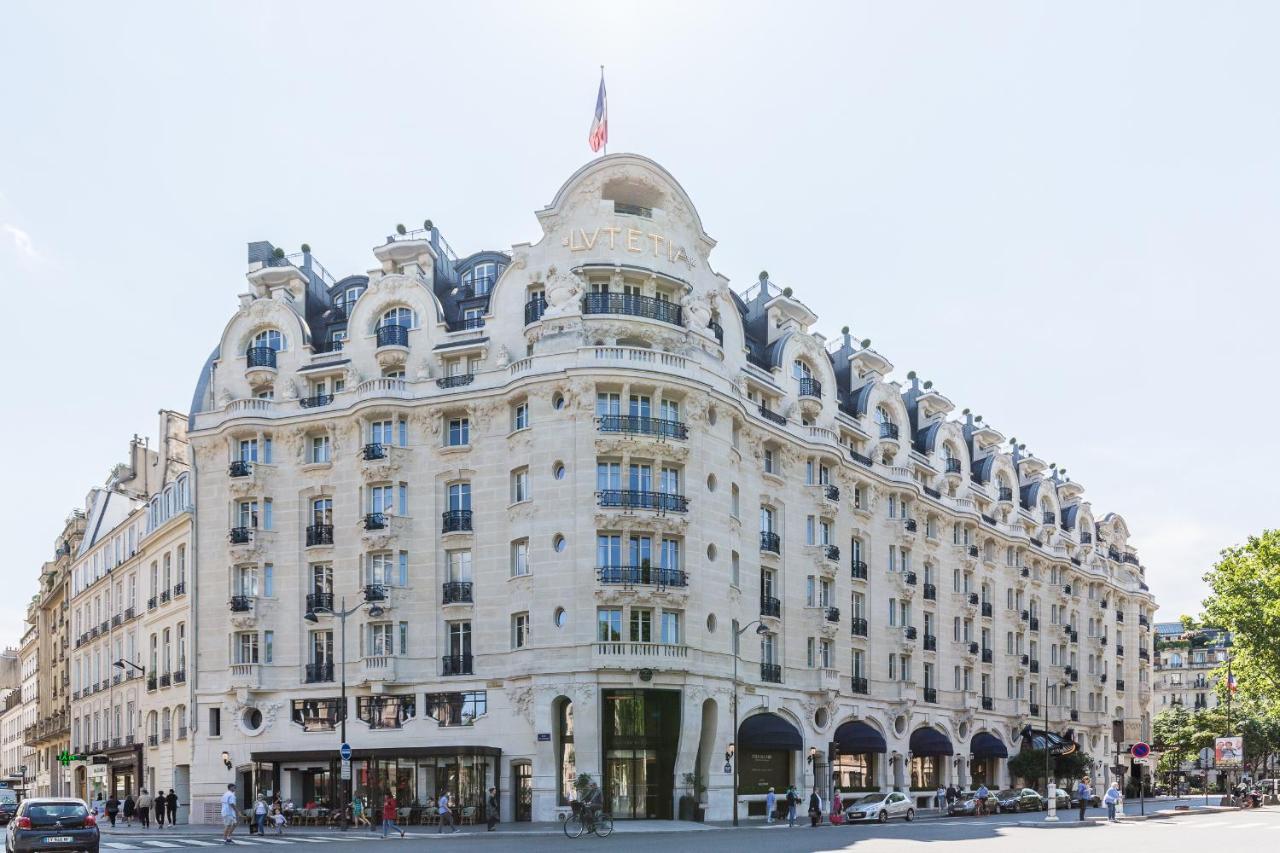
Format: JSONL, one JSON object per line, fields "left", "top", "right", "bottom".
{"left": 730, "top": 619, "right": 772, "bottom": 827}
{"left": 304, "top": 595, "right": 382, "bottom": 830}
{"left": 112, "top": 659, "right": 144, "bottom": 675}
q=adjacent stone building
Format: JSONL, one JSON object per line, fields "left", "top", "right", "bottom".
{"left": 184, "top": 154, "right": 1157, "bottom": 822}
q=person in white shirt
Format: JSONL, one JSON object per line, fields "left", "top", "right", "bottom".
{"left": 220, "top": 784, "right": 238, "bottom": 844}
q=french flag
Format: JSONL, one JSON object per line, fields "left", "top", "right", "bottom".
{"left": 589, "top": 72, "right": 608, "bottom": 153}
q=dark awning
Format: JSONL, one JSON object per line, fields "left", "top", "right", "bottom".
{"left": 910, "top": 727, "right": 954, "bottom": 756}
{"left": 738, "top": 713, "right": 802, "bottom": 750}
{"left": 971, "top": 732, "right": 1008, "bottom": 758}
{"left": 834, "top": 721, "right": 887, "bottom": 754}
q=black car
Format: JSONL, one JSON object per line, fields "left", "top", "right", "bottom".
{"left": 4, "top": 798, "right": 98, "bottom": 853}
{"left": 995, "top": 789, "right": 1044, "bottom": 813}
{"left": 0, "top": 802, "right": 16, "bottom": 827}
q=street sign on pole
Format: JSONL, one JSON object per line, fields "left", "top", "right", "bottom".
{"left": 1131, "top": 742, "right": 1150, "bottom": 760}
{"left": 340, "top": 742, "right": 352, "bottom": 762}
{"left": 340, "top": 759, "right": 351, "bottom": 780}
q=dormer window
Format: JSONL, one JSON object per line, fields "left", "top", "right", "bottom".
{"left": 464, "top": 262, "right": 501, "bottom": 295}
{"left": 252, "top": 329, "right": 284, "bottom": 352}
{"left": 380, "top": 307, "right": 415, "bottom": 331}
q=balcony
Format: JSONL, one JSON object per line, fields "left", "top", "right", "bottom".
{"left": 1070, "top": 710, "right": 1079, "bottom": 722}
{"left": 1117, "top": 644, "right": 1125, "bottom": 657}
{"left": 229, "top": 460, "right": 252, "bottom": 478}
{"left": 850, "top": 617, "right": 868, "bottom": 637}
{"left": 797, "top": 377, "right": 822, "bottom": 399}
{"left": 823, "top": 544, "right": 840, "bottom": 562}
{"left": 967, "top": 544, "right": 980, "bottom": 558}
{"left": 442, "top": 581, "right": 474, "bottom": 604}
{"left": 596, "top": 489, "right": 689, "bottom": 513}
{"left": 757, "top": 404, "right": 787, "bottom": 426}
{"left": 595, "top": 642, "right": 689, "bottom": 668}
{"left": 363, "top": 584, "right": 388, "bottom": 602}
{"left": 596, "top": 414, "right": 688, "bottom": 440}
{"left": 849, "top": 449, "right": 874, "bottom": 467}
{"left": 760, "top": 663, "right": 782, "bottom": 684}
{"left": 363, "top": 512, "right": 388, "bottom": 530}
{"left": 1021, "top": 609, "right": 1030, "bottom": 622}
{"left": 904, "top": 626, "right": 918, "bottom": 640}
{"left": 299, "top": 392, "right": 334, "bottom": 409}
{"left": 982, "top": 696, "right": 994, "bottom": 711}
{"left": 442, "top": 509, "right": 474, "bottom": 533}
{"left": 160, "top": 588, "right": 171, "bottom": 604}
{"left": 981, "top": 648, "right": 994, "bottom": 663}
{"left": 597, "top": 565, "right": 688, "bottom": 588}
{"left": 582, "top": 291, "right": 682, "bottom": 326}
{"left": 760, "top": 531, "right": 781, "bottom": 554}
{"left": 1139, "top": 615, "right": 1150, "bottom": 628}
{"left": 1116, "top": 679, "right": 1126, "bottom": 692}
{"left": 967, "top": 641, "right": 980, "bottom": 655}
{"left": 923, "top": 634, "right": 937, "bottom": 651}
{"left": 1030, "top": 617, "right": 1041, "bottom": 631}
{"left": 228, "top": 526, "right": 253, "bottom": 545}
{"left": 362, "top": 442, "right": 388, "bottom": 460}
{"left": 879, "top": 422, "right": 900, "bottom": 440}
{"left": 174, "top": 669, "right": 186, "bottom": 684}
{"left": 824, "top": 607, "right": 840, "bottom": 623}
{"left": 159, "top": 673, "right": 172, "bottom": 688}
{"left": 759, "top": 595, "right": 782, "bottom": 618}
{"left": 244, "top": 346, "right": 277, "bottom": 387}
{"left": 306, "top": 592, "right": 334, "bottom": 612}
{"left": 997, "top": 487, "right": 1013, "bottom": 502}
{"left": 851, "top": 560, "right": 868, "bottom": 580}
{"left": 375, "top": 323, "right": 410, "bottom": 349}
{"left": 229, "top": 595, "right": 253, "bottom": 613}
{"left": 305, "top": 662, "right": 334, "bottom": 683}
{"left": 146, "top": 675, "right": 158, "bottom": 691}
{"left": 851, "top": 676, "right": 869, "bottom": 694}
{"left": 524, "top": 295, "right": 547, "bottom": 325}
{"left": 923, "top": 583, "right": 937, "bottom": 601}
{"left": 306, "top": 524, "right": 334, "bottom": 546}
{"left": 230, "top": 663, "right": 260, "bottom": 689}
{"left": 967, "top": 592, "right": 980, "bottom": 606}
{"left": 823, "top": 484, "right": 840, "bottom": 502}
{"left": 172, "top": 582, "right": 185, "bottom": 598}
{"left": 923, "top": 687, "right": 938, "bottom": 703}
{"left": 981, "top": 602, "right": 993, "bottom": 618}
{"left": 1139, "top": 648, "right": 1150, "bottom": 661}
{"left": 904, "top": 571, "right": 918, "bottom": 586}
{"left": 1062, "top": 584, "right": 1072, "bottom": 596}
{"left": 1080, "top": 532, "right": 1093, "bottom": 544}
{"left": 147, "top": 596, "right": 158, "bottom": 611}
{"left": 1020, "top": 567, "right": 1030, "bottom": 577}
{"left": 441, "top": 654, "right": 474, "bottom": 676}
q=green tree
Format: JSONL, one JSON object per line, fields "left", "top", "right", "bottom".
{"left": 1202, "top": 529, "right": 1280, "bottom": 697}
{"left": 1007, "top": 748, "right": 1091, "bottom": 788}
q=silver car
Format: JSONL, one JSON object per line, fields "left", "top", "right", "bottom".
{"left": 844, "top": 791, "right": 915, "bottom": 823}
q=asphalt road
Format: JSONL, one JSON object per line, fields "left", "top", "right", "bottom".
{"left": 91, "top": 799, "right": 1271, "bottom": 853}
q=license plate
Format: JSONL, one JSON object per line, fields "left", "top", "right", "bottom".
{"left": 44, "top": 837, "right": 74, "bottom": 843}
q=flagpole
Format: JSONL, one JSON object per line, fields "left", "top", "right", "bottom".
{"left": 601, "top": 65, "right": 606, "bottom": 156}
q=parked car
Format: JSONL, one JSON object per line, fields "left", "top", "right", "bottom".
{"left": 1040, "top": 788, "right": 1072, "bottom": 811}
{"left": 947, "top": 792, "right": 1002, "bottom": 816}
{"left": 1070, "top": 791, "right": 1101, "bottom": 809}
{"left": 4, "top": 798, "right": 98, "bottom": 853}
{"left": 996, "top": 789, "right": 1044, "bottom": 813}
{"left": 844, "top": 791, "right": 915, "bottom": 823}
{"left": 0, "top": 797, "right": 17, "bottom": 827}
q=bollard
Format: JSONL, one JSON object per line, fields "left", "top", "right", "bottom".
{"left": 1045, "top": 783, "right": 1059, "bottom": 822}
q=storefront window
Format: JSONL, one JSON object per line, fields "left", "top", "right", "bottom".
{"left": 910, "top": 756, "right": 940, "bottom": 789}
{"left": 833, "top": 753, "right": 874, "bottom": 790}
{"left": 291, "top": 698, "right": 345, "bottom": 731}
{"left": 424, "top": 691, "right": 486, "bottom": 726}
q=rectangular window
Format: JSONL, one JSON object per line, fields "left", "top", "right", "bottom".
{"left": 512, "top": 613, "right": 530, "bottom": 649}
{"left": 398, "top": 551, "right": 409, "bottom": 586}
{"left": 263, "top": 563, "right": 274, "bottom": 597}
{"left": 264, "top": 630, "right": 274, "bottom": 663}
{"left": 447, "top": 550, "right": 472, "bottom": 583}
{"left": 513, "top": 402, "right": 529, "bottom": 431}
{"left": 310, "top": 435, "right": 331, "bottom": 464}
{"left": 512, "top": 468, "right": 530, "bottom": 503}
{"left": 597, "top": 608, "right": 622, "bottom": 642}
{"left": 731, "top": 551, "right": 740, "bottom": 586}
{"left": 448, "top": 417, "right": 470, "bottom": 447}
{"left": 660, "top": 611, "right": 680, "bottom": 645}
{"left": 512, "top": 540, "right": 530, "bottom": 577}
{"left": 235, "top": 632, "right": 259, "bottom": 664}
{"left": 209, "top": 707, "right": 221, "bottom": 737}
{"left": 630, "top": 609, "right": 653, "bottom": 643}
{"left": 398, "top": 482, "right": 408, "bottom": 515}
{"left": 399, "top": 622, "right": 408, "bottom": 655}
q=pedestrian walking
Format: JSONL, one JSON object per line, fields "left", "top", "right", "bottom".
{"left": 270, "top": 801, "right": 287, "bottom": 834}
{"left": 154, "top": 791, "right": 165, "bottom": 829}
{"left": 380, "top": 794, "right": 405, "bottom": 838}
{"left": 254, "top": 795, "right": 268, "bottom": 836}
{"left": 765, "top": 787, "right": 777, "bottom": 824}
{"left": 831, "top": 790, "right": 844, "bottom": 825}
{"left": 485, "top": 787, "right": 499, "bottom": 831}
{"left": 437, "top": 789, "right": 459, "bottom": 834}
{"left": 1076, "top": 778, "right": 1090, "bottom": 821}
{"left": 785, "top": 786, "right": 798, "bottom": 827}
{"left": 808, "top": 788, "right": 822, "bottom": 827}
{"left": 220, "top": 783, "right": 238, "bottom": 844}
{"left": 105, "top": 795, "right": 120, "bottom": 828}
{"left": 946, "top": 784, "right": 957, "bottom": 806}
{"left": 1103, "top": 782, "right": 1121, "bottom": 822}
{"left": 935, "top": 785, "right": 946, "bottom": 810}
{"left": 136, "top": 790, "right": 152, "bottom": 829}
{"left": 166, "top": 790, "right": 178, "bottom": 827}
{"left": 123, "top": 793, "right": 136, "bottom": 827}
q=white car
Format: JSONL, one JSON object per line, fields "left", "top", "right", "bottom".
{"left": 844, "top": 791, "right": 915, "bottom": 823}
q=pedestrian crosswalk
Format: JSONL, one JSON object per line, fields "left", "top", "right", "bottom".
{"left": 104, "top": 835, "right": 390, "bottom": 850}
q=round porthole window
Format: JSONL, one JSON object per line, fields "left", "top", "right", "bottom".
{"left": 552, "top": 393, "right": 565, "bottom": 410}
{"left": 242, "top": 708, "right": 263, "bottom": 731}
{"left": 894, "top": 715, "right": 908, "bottom": 736}
{"left": 555, "top": 607, "right": 568, "bottom": 628}
{"left": 815, "top": 707, "right": 829, "bottom": 730}
{"left": 958, "top": 722, "right": 969, "bottom": 740}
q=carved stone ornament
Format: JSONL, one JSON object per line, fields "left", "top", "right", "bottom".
{"left": 225, "top": 700, "right": 282, "bottom": 736}
{"left": 506, "top": 686, "right": 536, "bottom": 726}
{"left": 542, "top": 266, "right": 584, "bottom": 319}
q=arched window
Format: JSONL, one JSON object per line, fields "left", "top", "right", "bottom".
{"left": 875, "top": 406, "right": 893, "bottom": 426}
{"left": 162, "top": 708, "right": 172, "bottom": 740}
{"left": 792, "top": 359, "right": 813, "bottom": 381}
{"left": 380, "top": 306, "right": 414, "bottom": 330}
{"left": 252, "top": 329, "right": 284, "bottom": 351}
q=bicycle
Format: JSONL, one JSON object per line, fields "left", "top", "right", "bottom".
{"left": 563, "top": 802, "right": 614, "bottom": 839}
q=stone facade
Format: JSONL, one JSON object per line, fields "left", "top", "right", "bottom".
{"left": 184, "top": 155, "right": 1156, "bottom": 822}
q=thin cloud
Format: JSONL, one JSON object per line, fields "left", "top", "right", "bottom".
{"left": 2, "top": 224, "right": 36, "bottom": 259}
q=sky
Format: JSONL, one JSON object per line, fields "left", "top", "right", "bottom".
{"left": 2, "top": 1, "right": 1277, "bottom": 640}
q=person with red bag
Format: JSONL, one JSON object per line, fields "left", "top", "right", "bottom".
{"left": 830, "top": 790, "right": 844, "bottom": 825}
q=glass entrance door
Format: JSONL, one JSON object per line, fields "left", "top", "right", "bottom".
{"left": 513, "top": 763, "right": 532, "bottom": 822}
{"left": 605, "top": 751, "right": 659, "bottom": 819}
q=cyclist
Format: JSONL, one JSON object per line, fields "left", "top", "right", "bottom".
{"left": 584, "top": 781, "right": 604, "bottom": 829}
{"left": 975, "top": 784, "right": 990, "bottom": 816}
